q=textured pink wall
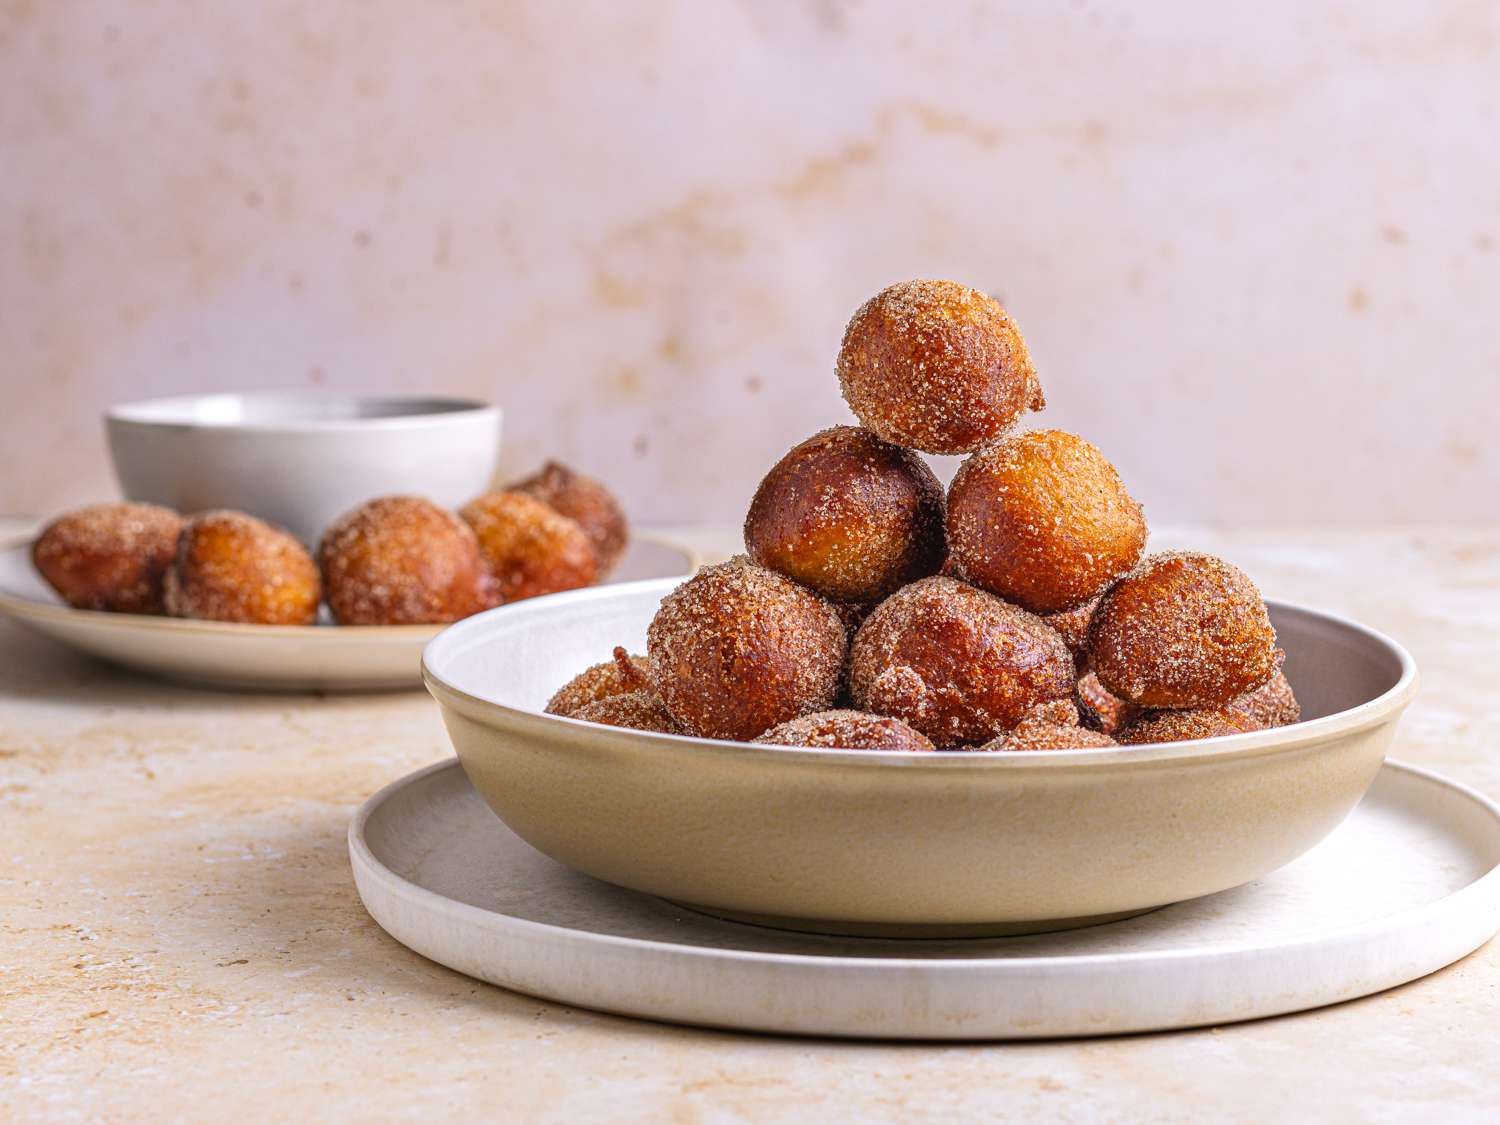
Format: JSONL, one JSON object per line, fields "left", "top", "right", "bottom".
{"left": 3, "top": 2, "right": 1496, "bottom": 524}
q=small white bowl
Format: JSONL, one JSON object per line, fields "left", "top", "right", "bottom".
{"left": 106, "top": 392, "right": 502, "bottom": 543}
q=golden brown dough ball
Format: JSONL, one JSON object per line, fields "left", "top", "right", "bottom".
{"left": 1087, "top": 552, "right": 1278, "bottom": 708}
{"left": 836, "top": 279, "right": 1043, "bottom": 454}
{"left": 647, "top": 558, "right": 847, "bottom": 741}
{"left": 848, "top": 576, "right": 1076, "bottom": 748}
{"left": 460, "top": 490, "right": 599, "bottom": 604}
{"left": 947, "top": 430, "right": 1147, "bottom": 614}
{"left": 571, "top": 691, "right": 682, "bottom": 734}
{"left": 32, "top": 502, "right": 182, "bottom": 614}
{"left": 166, "top": 510, "right": 321, "bottom": 625}
{"left": 510, "top": 461, "right": 629, "bottom": 576}
{"left": 744, "top": 425, "right": 946, "bottom": 603}
{"left": 545, "top": 648, "right": 654, "bottom": 717}
{"left": 319, "top": 496, "right": 497, "bottom": 625}
{"left": 753, "top": 710, "right": 935, "bottom": 751}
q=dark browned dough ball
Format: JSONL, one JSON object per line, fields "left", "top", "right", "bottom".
{"left": 1115, "top": 708, "right": 1259, "bottom": 746}
{"left": 319, "top": 496, "right": 498, "bottom": 625}
{"left": 848, "top": 576, "right": 1076, "bottom": 748}
{"left": 545, "top": 648, "right": 654, "bottom": 717}
{"left": 646, "top": 558, "right": 847, "bottom": 742}
{"left": 1087, "top": 552, "right": 1278, "bottom": 709}
{"left": 836, "top": 279, "right": 1044, "bottom": 455}
{"left": 460, "top": 491, "right": 599, "bottom": 604}
{"left": 753, "top": 710, "right": 935, "bottom": 751}
{"left": 510, "top": 460, "right": 629, "bottom": 576}
{"left": 1076, "top": 671, "right": 1143, "bottom": 736}
{"left": 947, "top": 429, "right": 1148, "bottom": 614}
{"left": 571, "top": 691, "right": 682, "bottom": 734}
{"left": 744, "top": 425, "right": 946, "bottom": 604}
{"left": 1045, "top": 596, "right": 1100, "bottom": 669}
{"left": 166, "top": 510, "right": 321, "bottom": 625}
{"left": 32, "top": 502, "right": 182, "bottom": 614}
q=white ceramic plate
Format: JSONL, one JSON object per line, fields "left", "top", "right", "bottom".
{"left": 0, "top": 534, "right": 698, "bottom": 692}
{"left": 350, "top": 758, "right": 1500, "bottom": 1039}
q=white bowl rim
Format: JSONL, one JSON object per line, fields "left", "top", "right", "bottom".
{"left": 422, "top": 577, "right": 1420, "bottom": 768}
{"left": 106, "top": 391, "right": 499, "bottom": 433}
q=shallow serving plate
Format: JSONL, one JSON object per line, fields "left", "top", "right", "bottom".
{"left": 423, "top": 579, "right": 1419, "bottom": 936}
{"left": 0, "top": 536, "right": 698, "bottom": 692}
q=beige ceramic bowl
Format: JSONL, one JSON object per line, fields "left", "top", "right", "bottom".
{"left": 424, "top": 579, "right": 1418, "bottom": 936}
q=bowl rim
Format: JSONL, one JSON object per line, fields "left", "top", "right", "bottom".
{"left": 422, "top": 577, "right": 1420, "bottom": 768}
{"left": 105, "top": 391, "right": 499, "bottom": 434}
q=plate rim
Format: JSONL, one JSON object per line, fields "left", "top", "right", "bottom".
{"left": 349, "top": 756, "right": 1500, "bottom": 973}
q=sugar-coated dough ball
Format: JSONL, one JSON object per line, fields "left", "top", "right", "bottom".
{"left": 837, "top": 279, "right": 1043, "bottom": 454}
{"left": 545, "top": 648, "right": 654, "bottom": 717}
{"left": 753, "top": 709, "right": 935, "bottom": 751}
{"left": 510, "top": 461, "right": 629, "bottom": 576}
{"left": 744, "top": 425, "right": 946, "bottom": 603}
{"left": 460, "top": 491, "right": 599, "bottom": 604}
{"left": 167, "top": 510, "right": 321, "bottom": 625}
{"left": 32, "top": 502, "right": 182, "bottom": 614}
{"left": 947, "top": 429, "right": 1147, "bottom": 614}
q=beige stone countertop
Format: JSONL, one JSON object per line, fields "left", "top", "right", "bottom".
{"left": 3, "top": 523, "right": 1499, "bottom": 1123}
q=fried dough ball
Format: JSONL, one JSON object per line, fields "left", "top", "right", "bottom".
{"left": 1076, "top": 670, "right": 1143, "bottom": 736}
{"left": 1116, "top": 707, "right": 1259, "bottom": 746}
{"left": 510, "top": 460, "right": 629, "bottom": 576}
{"left": 460, "top": 491, "right": 599, "bottom": 603}
{"left": 319, "top": 496, "right": 497, "bottom": 625}
{"left": 1088, "top": 552, "right": 1278, "bottom": 708}
{"left": 545, "top": 647, "right": 654, "bottom": 717}
{"left": 166, "top": 510, "right": 320, "bottom": 625}
{"left": 849, "top": 576, "right": 1076, "bottom": 748}
{"left": 32, "top": 502, "right": 182, "bottom": 614}
{"left": 646, "top": 558, "right": 847, "bottom": 742}
{"left": 571, "top": 691, "right": 682, "bottom": 734}
{"left": 744, "top": 426, "right": 947, "bottom": 604}
{"left": 753, "top": 710, "right": 935, "bottom": 752}
{"left": 977, "top": 700, "right": 1118, "bottom": 751}
{"left": 837, "top": 280, "right": 1044, "bottom": 455}
{"left": 947, "top": 430, "right": 1147, "bottom": 614}
{"left": 1227, "top": 666, "right": 1301, "bottom": 729}
{"left": 1044, "top": 596, "right": 1100, "bottom": 669}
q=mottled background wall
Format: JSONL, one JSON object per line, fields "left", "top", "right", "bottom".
{"left": 3, "top": 2, "right": 1497, "bottom": 526}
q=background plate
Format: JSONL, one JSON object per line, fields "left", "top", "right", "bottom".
{"left": 351, "top": 758, "right": 1500, "bottom": 1039}
{"left": 0, "top": 533, "right": 697, "bottom": 691}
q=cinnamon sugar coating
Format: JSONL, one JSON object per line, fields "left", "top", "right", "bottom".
{"left": 849, "top": 576, "right": 1076, "bottom": 748}
{"left": 509, "top": 460, "right": 629, "bottom": 576}
{"left": 32, "top": 502, "right": 182, "bottom": 614}
{"left": 1044, "top": 595, "right": 1101, "bottom": 669}
{"left": 647, "top": 558, "right": 847, "bottom": 742}
{"left": 320, "top": 496, "right": 497, "bottom": 625}
{"left": 1087, "top": 552, "right": 1278, "bottom": 708}
{"left": 744, "top": 425, "right": 946, "bottom": 603}
{"left": 545, "top": 648, "right": 654, "bottom": 717}
{"left": 753, "top": 709, "right": 935, "bottom": 751}
{"left": 837, "top": 279, "right": 1044, "bottom": 455}
{"left": 1115, "top": 707, "right": 1259, "bottom": 746}
{"left": 948, "top": 429, "right": 1147, "bottom": 614}
{"left": 1227, "top": 666, "right": 1301, "bottom": 729}
{"left": 571, "top": 690, "right": 683, "bottom": 734}
{"left": 977, "top": 699, "right": 1118, "bottom": 751}
{"left": 166, "top": 510, "right": 321, "bottom": 625}
{"left": 460, "top": 491, "right": 599, "bottom": 604}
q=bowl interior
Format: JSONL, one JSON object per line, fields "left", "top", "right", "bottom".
{"left": 424, "top": 580, "right": 1410, "bottom": 735}
{"left": 108, "top": 392, "right": 492, "bottom": 429}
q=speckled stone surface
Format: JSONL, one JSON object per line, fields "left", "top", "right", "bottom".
{"left": 3, "top": 524, "right": 1498, "bottom": 1122}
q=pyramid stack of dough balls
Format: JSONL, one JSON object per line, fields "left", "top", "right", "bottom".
{"left": 551, "top": 276, "right": 1299, "bottom": 751}
{"left": 318, "top": 496, "right": 498, "bottom": 625}
{"left": 166, "top": 510, "right": 322, "bottom": 625}
{"left": 460, "top": 491, "right": 599, "bottom": 603}
{"left": 744, "top": 425, "right": 946, "bottom": 604}
{"left": 32, "top": 502, "right": 183, "bottom": 614}
{"left": 646, "top": 558, "right": 847, "bottom": 742}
